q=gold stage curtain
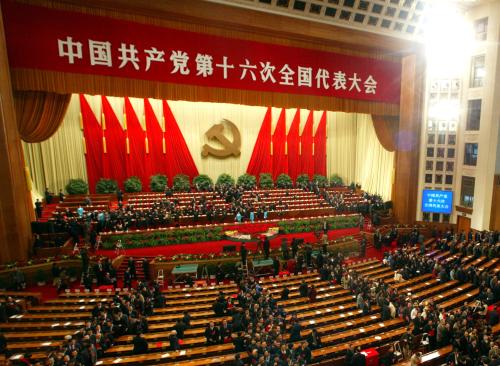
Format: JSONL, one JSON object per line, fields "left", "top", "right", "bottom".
{"left": 14, "top": 90, "right": 71, "bottom": 142}
{"left": 22, "top": 94, "right": 87, "bottom": 195}
{"left": 327, "top": 112, "right": 394, "bottom": 201}
{"left": 371, "top": 115, "right": 399, "bottom": 152}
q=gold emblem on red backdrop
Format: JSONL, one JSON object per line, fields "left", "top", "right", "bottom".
{"left": 202, "top": 119, "right": 241, "bottom": 158}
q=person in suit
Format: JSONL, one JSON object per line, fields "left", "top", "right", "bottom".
{"left": 169, "top": 330, "right": 180, "bottom": 351}
{"left": 308, "top": 284, "right": 317, "bottom": 302}
{"left": 232, "top": 353, "right": 244, "bottom": 366}
{"left": 352, "top": 347, "right": 367, "bottom": 366}
{"left": 291, "top": 238, "right": 299, "bottom": 258}
{"left": 205, "top": 322, "right": 219, "bottom": 345}
{"left": 299, "top": 280, "right": 309, "bottom": 297}
{"left": 35, "top": 199, "right": 43, "bottom": 220}
{"left": 281, "top": 285, "right": 290, "bottom": 300}
{"left": 132, "top": 333, "right": 148, "bottom": 354}
{"left": 240, "top": 243, "right": 247, "bottom": 265}
{"left": 263, "top": 238, "right": 270, "bottom": 259}
{"left": 281, "top": 238, "right": 290, "bottom": 260}
{"left": 128, "top": 257, "right": 137, "bottom": 279}
{"left": 306, "top": 328, "right": 322, "bottom": 350}
{"left": 45, "top": 187, "right": 53, "bottom": 204}
{"left": 272, "top": 256, "right": 280, "bottom": 276}
{"left": 289, "top": 321, "right": 302, "bottom": 342}
{"left": 58, "top": 189, "right": 65, "bottom": 202}
{"left": 345, "top": 344, "right": 355, "bottom": 365}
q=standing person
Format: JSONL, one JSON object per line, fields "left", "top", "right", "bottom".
{"left": 58, "top": 189, "right": 65, "bottom": 202}
{"left": 352, "top": 347, "right": 367, "bottom": 366}
{"left": 281, "top": 238, "right": 289, "bottom": 260}
{"left": 117, "top": 189, "right": 123, "bottom": 203}
{"left": 263, "top": 237, "right": 270, "bottom": 259}
{"left": 123, "top": 268, "right": 132, "bottom": 289}
{"left": 132, "top": 333, "right": 148, "bottom": 354}
{"left": 35, "top": 199, "right": 43, "bottom": 220}
{"left": 322, "top": 220, "right": 329, "bottom": 234}
{"left": 128, "top": 257, "right": 136, "bottom": 280}
{"left": 359, "top": 214, "right": 364, "bottom": 230}
{"left": 142, "top": 258, "right": 149, "bottom": 281}
{"left": 240, "top": 243, "right": 247, "bottom": 265}
{"left": 360, "top": 234, "right": 367, "bottom": 257}
{"left": 272, "top": 256, "right": 280, "bottom": 276}
{"left": 308, "top": 284, "right": 317, "bottom": 302}
{"left": 169, "top": 330, "right": 180, "bottom": 350}
{"left": 45, "top": 187, "right": 53, "bottom": 204}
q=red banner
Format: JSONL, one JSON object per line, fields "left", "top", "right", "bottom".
{"left": 2, "top": 1, "right": 401, "bottom": 103}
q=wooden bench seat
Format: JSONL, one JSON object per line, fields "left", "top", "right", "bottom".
{"left": 4, "top": 329, "right": 77, "bottom": 341}
{"left": 9, "top": 311, "right": 89, "bottom": 322}
{"left": 438, "top": 288, "right": 480, "bottom": 311}
{"left": 463, "top": 256, "right": 488, "bottom": 269}
{"left": 311, "top": 327, "right": 407, "bottom": 361}
{"left": 0, "top": 291, "right": 42, "bottom": 304}
{"left": 361, "top": 266, "right": 393, "bottom": 278}
{"left": 46, "top": 297, "right": 112, "bottom": 305}
{"left": 391, "top": 274, "right": 435, "bottom": 289}
{"left": 478, "top": 257, "right": 499, "bottom": 272}
{"left": 346, "top": 259, "right": 380, "bottom": 270}
{"left": 29, "top": 304, "right": 94, "bottom": 313}
{"left": 0, "top": 320, "right": 85, "bottom": 331}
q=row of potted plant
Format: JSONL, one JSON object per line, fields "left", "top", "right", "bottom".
{"left": 278, "top": 215, "right": 361, "bottom": 234}
{"left": 101, "top": 226, "right": 225, "bottom": 249}
{"left": 64, "top": 172, "right": 353, "bottom": 194}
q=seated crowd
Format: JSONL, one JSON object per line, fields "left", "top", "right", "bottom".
{"left": 41, "top": 183, "right": 381, "bottom": 249}
{"left": 7, "top": 224, "right": 500, "bottom": 366}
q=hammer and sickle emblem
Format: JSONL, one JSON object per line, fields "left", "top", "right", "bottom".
{"left": 201, "top": 119, "right": 241, "bottom": 158}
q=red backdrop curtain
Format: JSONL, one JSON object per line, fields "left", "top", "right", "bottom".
{"left": 144, "top": 98, "right": 168, "bottom": 179}
{"left": 287, "top": 109, "right": 301, "bottom": 181}
{"left": 313, "top": 111, "right": 327, "bottom": 176}
{"left": 272, "top": 109, "right": 288, "bottom": 180}
{"left": 247, "top": 107, "right": 272, "bottom": 177}
{"left": 162, "top": 100, "right": 199, "bottom": 181}
{"left": 124, "top": 97, "right": 149, "bottom": 189}
{"left": 300, "top": 110, "right": 314, "bottom": 177}
{"left": 80, "top": 94, "right": 104, "bottom": 193}
{"left": 101, "top": 96, "right": 127, "bottom": 188}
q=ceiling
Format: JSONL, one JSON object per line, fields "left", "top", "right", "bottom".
{"left": 204, "top": 0, "right": 479, "bottom": 42}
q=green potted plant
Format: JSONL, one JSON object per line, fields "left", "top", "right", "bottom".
{"left": 313, "top": 174, "right": 328, "bottom": 188}
{"left": 173, "top": 174, "right": 191, "bottom": 192}
{"left": 276, "top": 174, "right": 293, "bottom": 188}
{"left": 124, "top": 176, "right": 142, "bottom": 193}
{"left": 237, "top": 173, "right": 257, "bottom": 189}
{"left": 329, "top": 174, "right": 343, "bottom": 187}
{"left": 35, "top": 269, "right": 46, "bottom": 286}
{"left": 193, "top": 174, "right": 213, "bottom": 191}
{"left": 296, "top": 174, "right": 310, "bottom": 188}
{"left": 65, "top": 178, "right": 88, "bottom": 194}
{"left": 150, "top": 174, "right": 168, "bottom": 192}
{"left": 95, "top": 178, "right": 118, "bottom": 194}
{"left": 216, "top": 173, "right": 235, "bottom": 187}
{"left": 259, "top": 173, "right": 274, "bottom": 189}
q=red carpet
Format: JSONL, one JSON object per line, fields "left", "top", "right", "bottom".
{"left": 96, "top": 227, "right": 360, "bottom": 258}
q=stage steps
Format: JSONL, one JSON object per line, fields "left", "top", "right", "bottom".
{"left": 116, "top": 256, "right": 156, "bottom": 282}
